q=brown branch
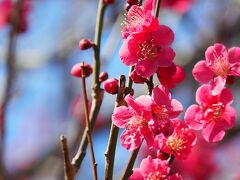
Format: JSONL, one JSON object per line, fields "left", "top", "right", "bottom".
{"left": 104, "top": 75, "right": 126, "bottom": 180}
{"left": 81, "top": 66, "right": 98, "bottom": 180}
{"left": 71, "top": 0, "right": 106, "bottom": 171}
{"left": 60, "top": 135, "right": 76, "bottom": 180}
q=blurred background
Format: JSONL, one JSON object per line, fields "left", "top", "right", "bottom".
{"left": 1, "top": 0, "right": 240, "bottom": 179}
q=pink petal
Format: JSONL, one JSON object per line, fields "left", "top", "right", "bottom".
{"left": 140, "top": 156, "right": 155, "bottom": 175}
{"left": 140, "top": 127, "right": 154, "bottom": 148}
{"left": 202, "top": 122, "right": 225, "bottom": 143}
{"left": 196, "top": 84, "right": 212, "bottom": 106}
{"left": 119, "top": 37, "right": 138, "bottom": 66}
{"left": 129, "top": 169, "right": 144, "bottom": 180}
{"left": 152, "top": 85, "right": 171, "bottom": 107}
{"left": 192, "top": 60, "right": 214, "bottom": 83}
{"left": 135, "top": 60, "right": 157, "bottom": 78}
{"left": 155, "top": 47, "right": 175, "bottom": 67}
{"left": 120, "top": 130, "right": 142, "bottom": 150}
{"left": 154, "top": 25, "right": 174, "bottom": 46}
{"left": 211, "top": 76, "right": 226, "bottom": 96}
{"left": 205, "top": 43, "right": 228, "bottom": 65}
{"left": 228, "top": 47, "right": 240, "bottom": 64}
{"left": 125, "top": 94, "right": 142, "bottom": 114}
{"left": 229, "top": 63, "right": 240, "bottom": 76}
{"left": 184, "top": 105, "right": 204, "bottom": 130}
{"left": 135, "top": 95, "right": 153, "bottom": 111}
{"left": 112, "top": 106, "right": 133, "bottom": 128}
{"left": 169, "top": 99, "right": 183, "bottom": 118}
{"left": 219, "top": 87, "right": 233, "bottom": 105}
{"left": 143, "top": 0, "right": 154, "bottom": 11}
{"left": 222, "top": 106, "right": 236, "bottom": 129}
{"left": 169, "top": 173, "right": 183, "bottom": 180}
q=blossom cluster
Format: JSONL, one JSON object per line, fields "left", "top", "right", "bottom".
{"left": 185, "top": 43, "right": 239, "bottom": 143}
{"left": 105, "top": 0, "right": 198, "bottom": 179}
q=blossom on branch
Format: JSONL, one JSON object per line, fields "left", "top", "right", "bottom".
{"left": 184, "top": 84, "right": 236, "bottom": 143}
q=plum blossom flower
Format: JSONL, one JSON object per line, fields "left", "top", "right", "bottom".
{"left": 129, "top": 156, "right": 182, "bottom": 180}
{"left": 119, "top": 27, "right": 175, "bottom": 78}
{"left": 184, "top": 84, "right": 236, "bottom": 143}
{"left": 155, "top": 119, "right": 197, "bottom": 160}
{"left": 151, "top": 85, "right": 183, "bottom": 135}
{"left": 112, "top": 94, "right": 154, "bottom": 150}
{"left": 0, "top": 0, "right": 12, "bottom": 28}
{"left": 157, "top": 63, "right": 185, "bottom": 88}
{"left": 144, "top": 0, "right": 195, "bottom": 14}
{"left": 122, "top": 5, "right": 159, "bottom": 38}
{"left": 192, "top": 43, "right": 240, "bottom": 94}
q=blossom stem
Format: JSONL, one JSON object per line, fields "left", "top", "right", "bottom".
{"left": 104, "top": 75, "right": 126, "bottom": 180}
{"left": 154, "top": 0, "right": 162, "bottom": 18}
{"left": 121, "top": 144, "right": 142, "bottom": 180}
{"left": 81, "top": 71, "right": 98, "bottom": 180}
{"left": 71, "top": 0, "right": 106, "bottom": 171}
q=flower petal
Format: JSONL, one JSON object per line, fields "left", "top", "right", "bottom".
{"left": 152, "top": 85, "right": 171, "bottom": 107}
{"left": 154, "top": 25, "right": 174, "bottom": 46}
{"left": 222, "top": 106, "right": 236, "bottom": 129}
{"left": 135, "top": 95, "right": 153, "bottom": 111}
{"left": 136, "top": 60, "right": 157, "bottom": 78}
{"left": 112, "top": 106, "right": 133, "bottom": 128}
{"left": 184, "top": 104, "right": 204, "bottom": 130}
{"left": 205, "top": 43, "right": 228, "bottom": 65}
{"left": 228, "top": 47, "right": 240, "bottom": 64}
{"left": 120, "top": 130, "right": 142, "bottom": 150}
{"left": 219, "top": 87, "right": 233, "bottom": 105}
{"left": 196, "top": 84, "right": 212, "bottom": 106}
{"left": 169, "top": 99, "right": 183, "bottom": 118}
{"left": 202, "top": 122, "right": 225, "bottom": 143}
{"left": 129, "top": 169, "right": 144, "bottom": 180}
{"left": 192, "top": 60, "right": 214, "bottom": 83}
{"left": 211, "top": 76, "right": 226, "bottom": 96}
{"left": 155, "top": 47, "right": 175, "bottom": 67}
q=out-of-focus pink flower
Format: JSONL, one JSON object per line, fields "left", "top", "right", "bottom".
{"left": 157, "top": 63, "right": 185, "bottom": 88}
{"left": 155, "top": 119, "right": 197, "bottom": 160}
{"left": 192, "top": 43, "right": 240, "bottom": 94}
{"left": 122, "top": 5, "right": 159, "bottom": 38}
{"left": 129, "top": 156, "right": 182, "bottom": 180}
{"left": 119, "top": 28, "right": 175, "bottom": 78}
{"left": 0, "top": 0, "right": 12, "bottom": 28}
{"left": 144, "top": 0, "right": 195, "bottom": 14}
{"left": 151, "top": 85, "right": 183, "bottom": 135}
{"left": 112, "top": 94, "right": 154, "bottom": 150}
{"left": 184, "top": 84, "right": 236, "bottom": 143}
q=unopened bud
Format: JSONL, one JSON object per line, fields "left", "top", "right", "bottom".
{"left": 99, "top": 72, "right": 109, "bottom": 82}
{"left": 130, "top": 70, "right": 145, "bottom": 84}
{"left": 71, "top": 62, "right": 93, "bottom": 78}
{"left": 103, "top": 78, "right": 118, "bottom": 94}
{"left": 79, "top": 39, "right": 94, "bottom": 50}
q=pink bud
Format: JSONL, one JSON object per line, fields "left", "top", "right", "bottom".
{"left": 130, "top": 70, "right": 145, "bottom": 84}
{"left": 103, "top": 0, "right": 114, "bottom": 5}
{"left": 79, "top": 39, "right": 94, "bottom": 50}
{"left": 71, "top": 62, "right": 93, "bottom": 78}
{"left": 99, "top": 72, "right": 108, "bottom": 82}
{"left": 103, "top": 78, "right": 118, "bottom": 94}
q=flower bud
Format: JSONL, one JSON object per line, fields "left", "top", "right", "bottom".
{"left": 103, "top": 78, "right": 118, "bottom": 94}
{"left": 130, "top": 70, "right": 145, "bottom": 84}
{"left": 99, "top": 72, "right": 109, "bottom": 82}
{"left": 79, "top": 39, "right": 94, "bottom": 50}
{"left": 103, "top": 0, "right": 114, "bottom": 5}
{"left": 71, "top": 62, "right": 93, "bottom": 78}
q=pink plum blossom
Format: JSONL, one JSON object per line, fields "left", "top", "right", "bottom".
{"left": 119, "top": 28, "right": 175, "bottom": 78}
{"left": 155, "top": 119, "right": 197, "bottom": 160}
{"left": 112, "top": 94, "right": 155, "bottom": 150}
{"left": 129, "top": 156, "right": 182, "bottom": 180}
{"left": 0, "top": 0, "right": 12, "bottom": 28}
{"left": 151, "top": 85, "right": 183, "bottom": 135}
{"left": 144, "top": 0, "right": 195, "bottom": 14}
{"left": 122, "top": 5, "right": 159, "bottom": 38}
{"left": 184, "top": 84, "right": 236, "bottom": 143}
{"left": 157, "top": 63, "right": 185, "bottom": 88}
{"left": 192, "top": 43, "right": 240, "bottom": 94}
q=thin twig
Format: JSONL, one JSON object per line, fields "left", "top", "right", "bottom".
{"left": 104, "top": 75, "right": 126, "bottom": 180}
{"left": 60, "top": 135, "right": 75, "bottom": 180}
{"left": 121, "top": 144, "right": 141, "bottom": 180}
{"left": 71, "top": 0, "right": 106, "bottom": 171}
{"left": 154, "top": 0, "right": 162, "bottom": 18}
{"left": 81, "top": 65, "right": 98, "bottom": 180}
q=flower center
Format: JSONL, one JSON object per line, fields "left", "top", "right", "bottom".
{"left": 147, "top": 171, "right": 167, "bottom": 180}
{"left": 138, "top": 39, "right": 158, "bottom": 60}
{"left": 206, "top": 103, "right": 225, "bottom": 123}
{"left": 210, "top": 52, "right": 230, "bottom": 76}
{"left": 166, "top": 135, "right": 185, "bottom": 153}
{"left": 152, "top": 104, "right": 170, "bottom": 120}
{"left": 126, "top": 116, "right": 148, "bottom": 130}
